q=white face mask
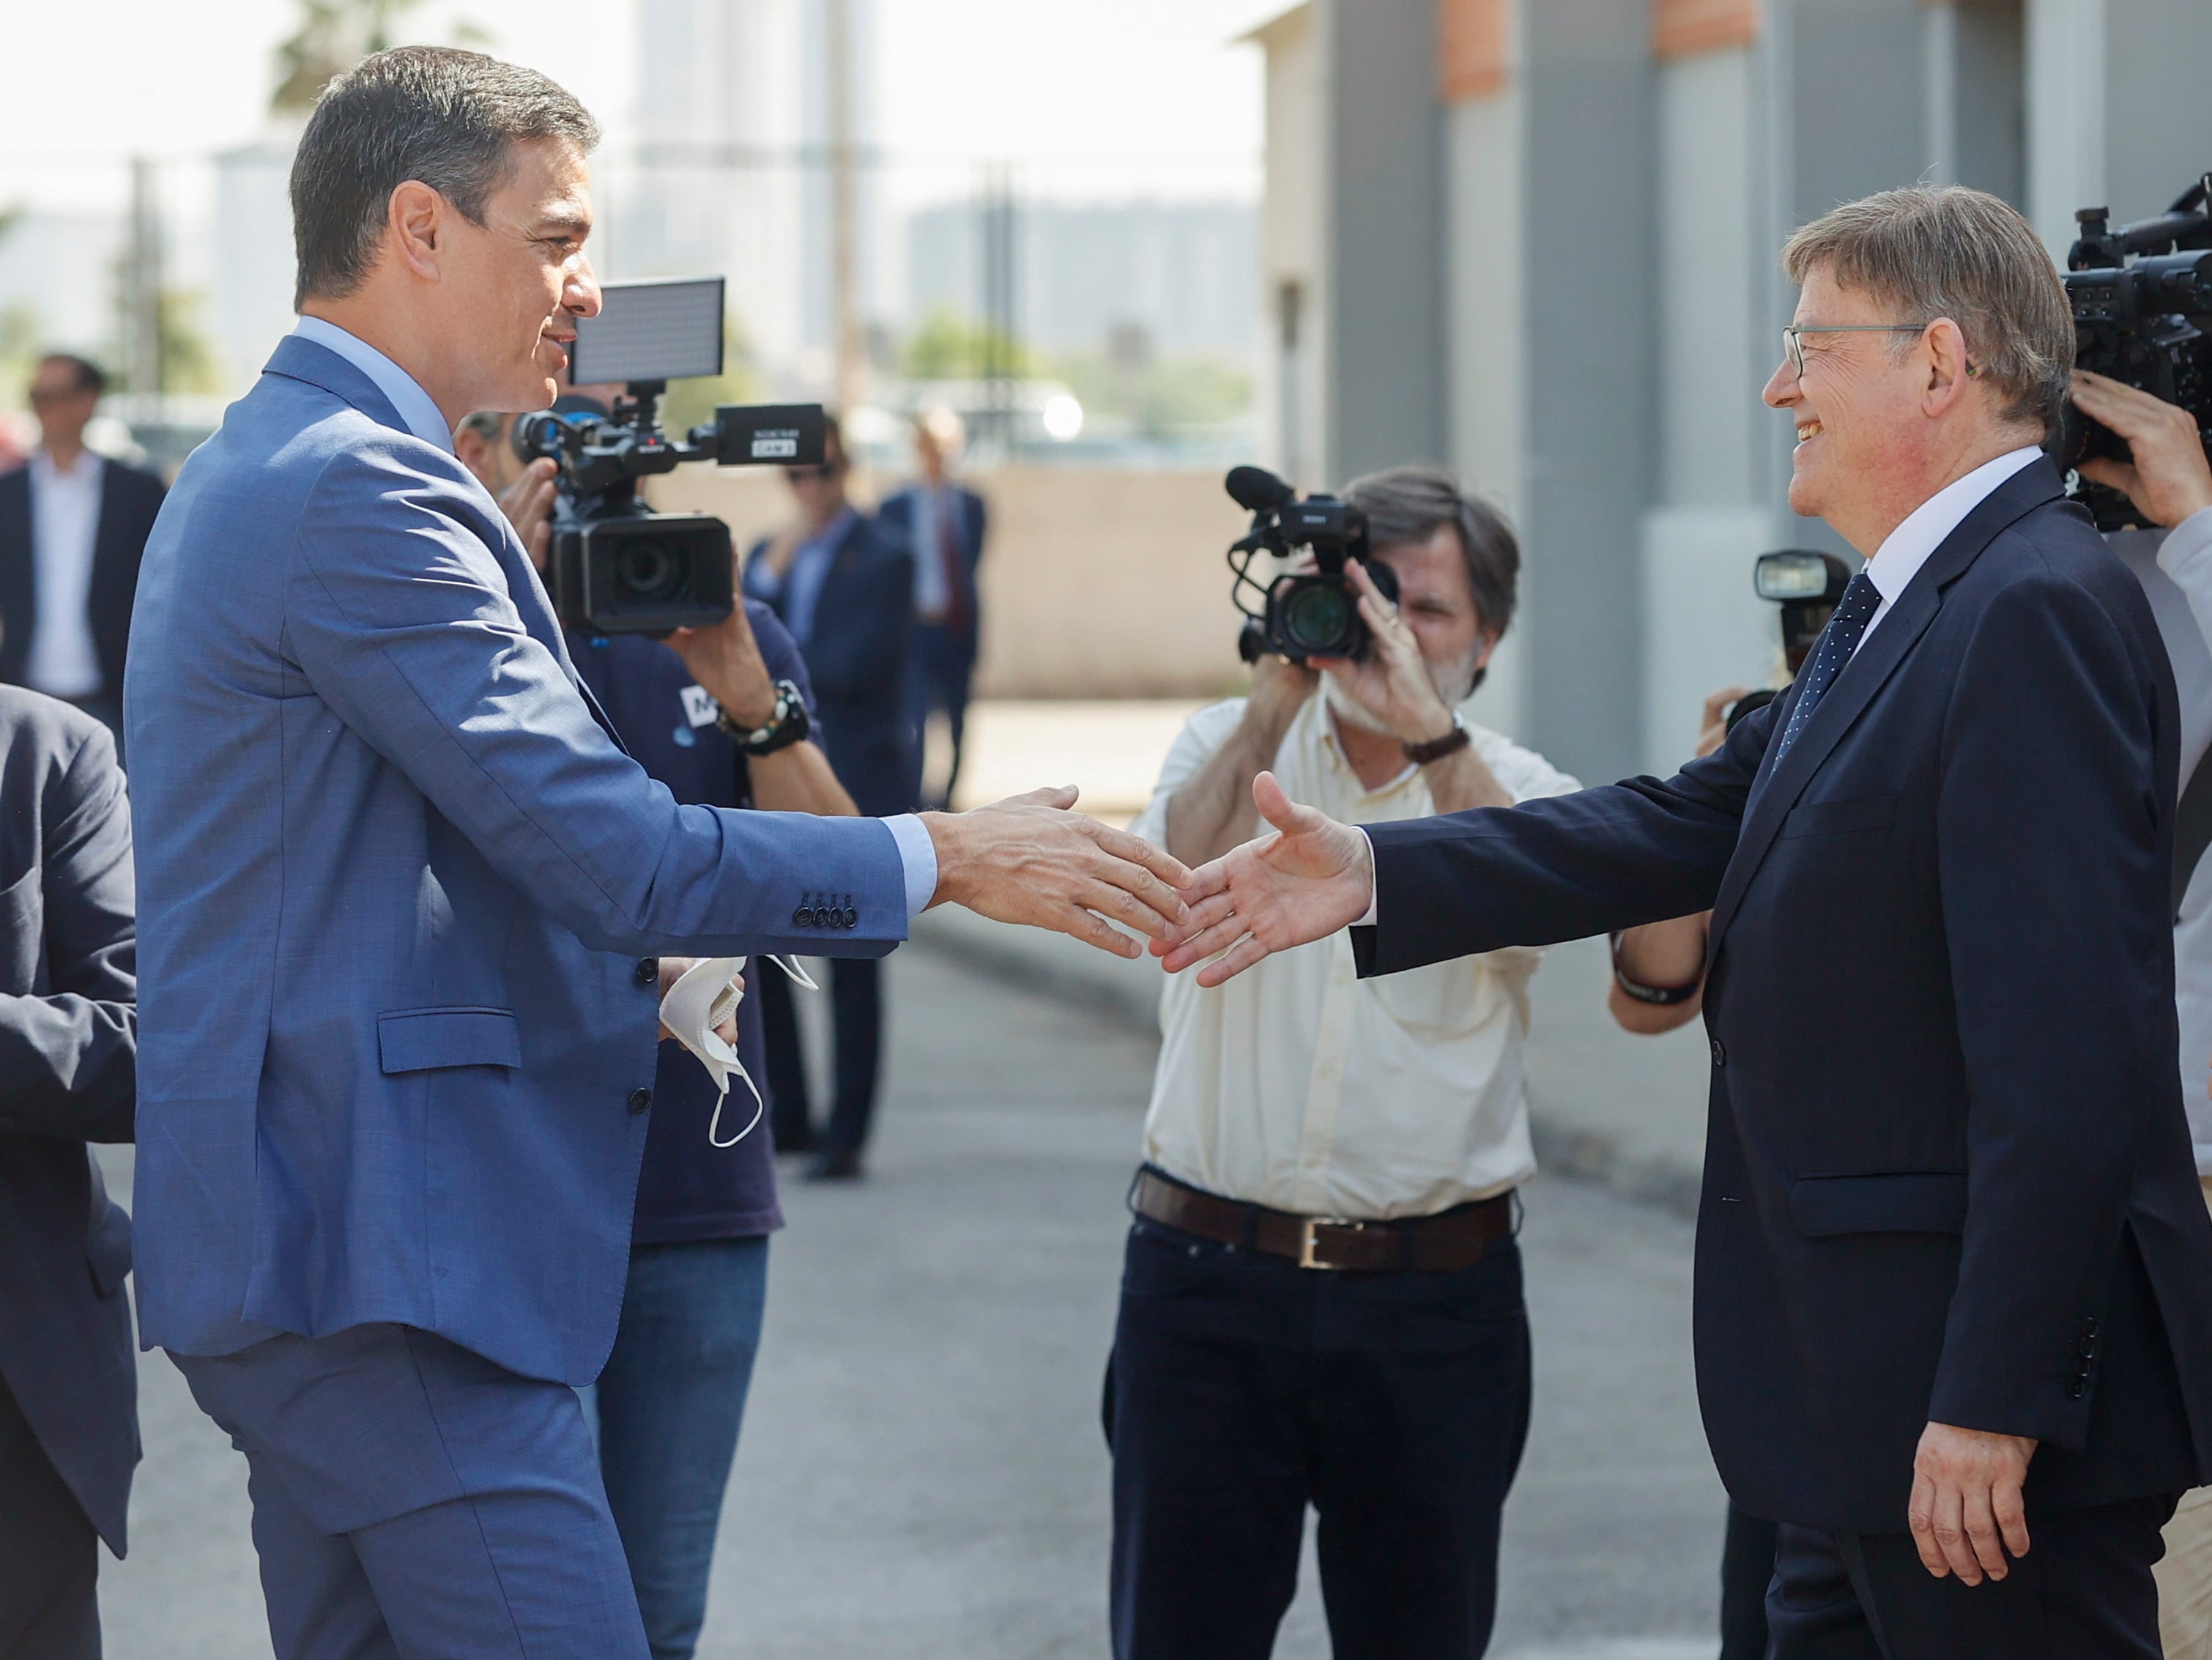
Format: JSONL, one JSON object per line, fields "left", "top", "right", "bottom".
{"left": 658, "top": 955, "right": 820, "bottom": 1147}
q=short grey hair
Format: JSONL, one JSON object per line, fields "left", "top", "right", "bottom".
{"left": 1343, "top": 465, "right": 1519, "bottom": 639}
{"left": 1782, "top": 185, "right": 2073, "bottom": 430}
{"left": 290, "top": 45, "right": 600, "bottom": 308}
{"left": 455, "top": 410, "right": 506, "bottom": 445}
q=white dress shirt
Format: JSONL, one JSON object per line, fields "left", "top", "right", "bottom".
{"left": 287, "top": 316, "right": 941, "bottom": 914}
{"left": 24, "top": 448, "right": 107, "bottom": 699}
{"left": 1134, "top": 692, "right": 1579, "bottom": 1218}
{"left": 2114, "top": 506, "right": 2212, "bottom": 1174}
{"left": 1857, "top": 444, "right": 2044, "bottom": 645}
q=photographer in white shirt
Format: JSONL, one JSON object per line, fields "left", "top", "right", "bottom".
{"left": 2067, "top": 370, "right": 2212, "bottom": 1660}
{"left": 1104, "top": 467, "right": 1576, "bottom": 1660}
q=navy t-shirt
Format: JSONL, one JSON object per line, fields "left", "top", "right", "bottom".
{"left": 569, "top": 601, "right": 820, "bottom": 1244}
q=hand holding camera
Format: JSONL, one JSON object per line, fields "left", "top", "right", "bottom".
{"left": 667, "top": 585, "right": 780, "bottom": 730}
{"left": 2070, "top": 369, "right": 2212, "bottom": 529}
{"left": 1307, "top": 561, "right": 1460, "bottom": 749}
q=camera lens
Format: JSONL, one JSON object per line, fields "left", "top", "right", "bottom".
{"left": 1280, "top": 579, "right": 1354, "bottom": 655}
{"left": 611, "top": 539, "right": 685, "bottom": 603}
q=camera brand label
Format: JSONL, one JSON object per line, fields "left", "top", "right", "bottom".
{"left": 750, "top": 430, "right": 801, "bottom": 459}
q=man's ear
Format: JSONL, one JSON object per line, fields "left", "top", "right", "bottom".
{"left": 386, "top": 180, "right": 448, "bottom": 282}
{"left": 1921, "top": 317, "right": 1975, "bottom": 417}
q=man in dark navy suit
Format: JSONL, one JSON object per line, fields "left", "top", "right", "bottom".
{"left": 0, "top": 355, "right": 166, "bottom": 739}
{"left": 0, "top": 687, "right": 137, "bottom": 1657}
{"left": 744, "top": 415, "right": 916, "bottom": 1179}
{"left": 878, "top": 407, "right": 987, "bottom": 811}
{"left": 1158, "top": 186, "right": 2212, "bottom": 1659}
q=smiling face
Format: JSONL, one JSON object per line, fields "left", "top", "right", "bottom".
{"left": 436, "top": 136, "right": 601, "bottom": 413}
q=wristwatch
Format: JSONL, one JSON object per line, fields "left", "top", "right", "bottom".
{"left": 1608, "top": 930, "right": 1705, "bottom": 1006}
{"left": 717, "top": 678, "right": 812, "bottom": 755}
{"left": 1402, "top": 712, "right": 1471, "bottom": 766}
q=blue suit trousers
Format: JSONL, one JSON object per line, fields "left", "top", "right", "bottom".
{"left": 172, "top": 1326, "right": 646, "bottom": 1660}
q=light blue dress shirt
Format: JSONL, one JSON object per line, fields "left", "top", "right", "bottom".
{"left": 285, "top": 317, "right": 938, "bottom": 914}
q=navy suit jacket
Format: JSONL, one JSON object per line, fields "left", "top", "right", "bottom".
{"left": 0, "top": 689, "right": 136, "bottom": 1553}
{"left": 1354, "top": 460, "right": 2212, "bottom": 1532}
{"left": 0, "top": 457, "right": 166, "bottom": 697}
{"left": 876, "top": 481, "right": 987, "bottom": 651}
{"left": 126, "top": 336, "right": 908, "bottom": 1386}
{"left": 746, "top": 514, "right": 916, "bottom": 817}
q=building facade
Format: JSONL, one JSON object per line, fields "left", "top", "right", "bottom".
{"left": 1250, "top": 0, "right": 2212, "bottom": 782}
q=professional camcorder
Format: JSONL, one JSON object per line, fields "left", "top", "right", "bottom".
{"left": 512, "top": 275, "right": 828, "bottom": 634}
{"left": 2056, "top": 175, "right": 2212, "bottom": 530}
{"left": 1221, "top": 464, "right": 1401, "bottom": 665}
{"left": 1725, "top": 549, "right": 1853, "bottom": 735}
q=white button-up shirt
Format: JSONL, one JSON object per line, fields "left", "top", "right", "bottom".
{"left": 24, "top": 448, "right": 106, "bottom": 699}
{"left": 1857, "top": 444, "right": 2043, "bottom": 647}
{"left": 1132, "top": 691, "right": 1579, "bottom": 1219}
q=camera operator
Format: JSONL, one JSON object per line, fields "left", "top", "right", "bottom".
{"left": 2064, "top": 368, "right": 2212, "bottom": 1658}
{"left": 456, "top": 405, "right": 847, "bottom": 1659}
{"left": 1107, "top": 467, "right": 1576, "bottom": 1659}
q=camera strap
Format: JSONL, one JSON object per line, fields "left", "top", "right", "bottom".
{"left": 2175, "top": 757, "right": 2212, "bottom": 924}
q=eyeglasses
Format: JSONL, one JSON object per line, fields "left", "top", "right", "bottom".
{"left": 1781, "top": 322, "right": 1930, "bottom": 379}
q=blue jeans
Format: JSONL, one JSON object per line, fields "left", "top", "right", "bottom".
{"left": 593, "top": 1237, "right": 770, "bottom": 1660}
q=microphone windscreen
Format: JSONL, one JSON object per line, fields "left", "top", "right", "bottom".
{"left": 1225, "top": 465, "right": 1294, "bottom": 512}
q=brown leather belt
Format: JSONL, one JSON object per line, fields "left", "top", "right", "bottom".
{"left": 1131, "top": 1167, "right": 1514, "bottom": 1272}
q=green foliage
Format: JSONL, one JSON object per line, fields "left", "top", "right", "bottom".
{"left": 902, "top": 305, "right": 1033, "bottom": 382}
{"left": 156, "top": 293, "right": 226, "bottom": 396}
{"left": 270, "top": 0, "right": 490, "bottom": 114}
{"left": 659, "top": 316, "right": 768, "bottom": 436}
{"left": 0, "top": 305, "right": 42, "bottom": 411}
{"left": 1053, "top": 348, "right": 1253, "bottom": 440}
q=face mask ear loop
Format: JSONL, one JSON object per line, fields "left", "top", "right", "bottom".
{"left": 769, "top": 955, "right": 820, "bottom": 991}
{"left": 706, "top": 1059, "right": 766, "bottom": 1149}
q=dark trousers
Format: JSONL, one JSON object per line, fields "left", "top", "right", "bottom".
{"left": 906, "top": 622, "right": 976, "bottom": 812}
{"left": 759, "top": 956, "right": 882, "bottom": 1157}
{"left": 1721, "top": 1501, "right": 1779, "bottom": 1660}
{"left": 1103, "top": 1216, "right": 1532, "bottom": 1660}
{"left": 0, "top": 1368, "right": 100, "bottom": 1660}
{"left": 1765, "top": 1495, "right": 2176, "bottom": 1660}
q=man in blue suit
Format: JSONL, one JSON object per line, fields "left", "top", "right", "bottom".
{"left": 0, "top": 688, "right": 136, "bottom": 1658}
{"left": 878, "top": 407, "right": 988, "bottom": 812}
{"left": 743, "top": 417, "right": 914, "bottom": 1177}
{"left": 125, "top": 47, "right": 1188, "bottom": 1660}
{"left": 1159, "top": 187, "right": 2212, "bottom": 1658}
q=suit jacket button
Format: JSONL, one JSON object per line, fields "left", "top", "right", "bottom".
{"left": 627, "top": 1088, "right": 653, "bottom": 1115}
{"left": 635, "top": 957, "right": 658, "bottom": 988}
{"left": 844, "top": 908, "right": 859, "bottom": 930}
{"left": 1710, "top": 1039, "right": 1727, "bottom": 1068}
{"left": 793, "top": 904, "right": 812, "bottom": 927}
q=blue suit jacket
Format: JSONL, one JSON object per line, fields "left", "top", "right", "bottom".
{"left": 876, "top": 481, "right": 986, "bottom": 652}
{"left": 0, "top": 690, "right": 136, "bottom": 1553}
{"left": 745, "top": 514, "right": 916, "bottom": 817}
{"left": 1355, "top": 461, "right": 2212, "bottom": 1532}
{"left": 126, "top": 336, "right": 908, "bottom": 1385}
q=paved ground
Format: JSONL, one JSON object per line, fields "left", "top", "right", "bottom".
{"left": 96, "top": 927, "right": 1724, "bottom": 1659}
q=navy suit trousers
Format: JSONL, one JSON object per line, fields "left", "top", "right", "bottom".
{"left": 172, "top": 1325, "right": 647, "bottom": 1660}
{"left": 1103, "top": 1217, "right": 1531, "bottom": 1660}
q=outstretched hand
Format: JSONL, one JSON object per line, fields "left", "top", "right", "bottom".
{"left": 1153, "top": 772, "right": 1375, "bottom": 987}
{"left": 924, "top": 786, "right": 1194, "bottom": 959}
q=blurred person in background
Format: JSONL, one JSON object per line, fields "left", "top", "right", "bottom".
{"left": 459, "top": 408, "right": 852, "bottom": 1659}
{"left": 0, "top": 355, "right": 166, "bottom": 744}
{"left": 879, "top": 407, "right": 987, "bottom": 812}
{"left": 0, "top": 687, "right": 137, "bottom": 1659}
{"left": 2065, "top": 368, "right": 2212, "bottom": 1660}
{"left": 1110, "top": 467, "right": 1576, "bottom": 1659}
{"left": 743, "top": 415, "right": 915, "bottom": 1180}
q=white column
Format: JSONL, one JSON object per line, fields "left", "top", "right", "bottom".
{"left": 2025, "top": 0, "right": 2108, "bottom": 257}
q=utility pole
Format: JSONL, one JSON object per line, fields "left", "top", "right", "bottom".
{"left": 826, "top": 0, "right": 864, "bottom": 417}
{"left": 124, "top": 155, "right": 164, "bottom": 401}
{"left": 979, "top": 161, "right": 1019, "bottom": 459}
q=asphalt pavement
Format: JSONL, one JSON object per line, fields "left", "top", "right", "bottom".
{"left": 96, "top": 926, "right": 1725, "bottom": 1659}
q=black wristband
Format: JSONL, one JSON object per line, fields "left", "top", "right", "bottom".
{"left": 1608, "top": 930, "right": 1704, "bottom": 1006}
{"left": 1403, "top": 714, "right": 1471, "bottom": 766}
{"left": 717, "top": 678, "right": 812, "bottom": 755}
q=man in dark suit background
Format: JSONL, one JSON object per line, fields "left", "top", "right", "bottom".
{"left": 744, "top": 415, "right": 916, "bottom": 1179}
{"left": 1158, "top": 186, "right": 2212, "bottom": 1658}
{"left": 879, "top": 407, "right": 987, "bottom": 812}
{"left": 0, "top": 687, "right": 138, "bottom": 1657}
{"left": 0, "top": 356, "right": 166, "bottom": 738}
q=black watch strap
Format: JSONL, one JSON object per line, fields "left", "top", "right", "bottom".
{"left": 718, "top": 678, "right": 812, "bottom": 755}
{"left": 1608, "top": 931, "right": 1704, "bottom": 1006}
{"left": 1403, "top": 714, "right": 1471, "bottom": 766}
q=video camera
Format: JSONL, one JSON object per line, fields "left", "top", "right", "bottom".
{"left": 1724, "top": 549, "right": 1854, "bottom": 735}
{"left": 1221, "top": 464, "right": 1401, "bottom": 665}
{"left": 2056, "top": 174, "right": 2212, "bottom": 530}
{"left": 511, "top": 275, "right": 828, "bottom": 634}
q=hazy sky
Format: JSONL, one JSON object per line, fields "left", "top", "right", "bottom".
{"left": 0, "top": 0, "right": 1282, "bottom": 213}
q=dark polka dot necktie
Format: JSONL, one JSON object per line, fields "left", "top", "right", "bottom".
{"left": 1773, "top": 571, "right": 1881, "bottom": 764}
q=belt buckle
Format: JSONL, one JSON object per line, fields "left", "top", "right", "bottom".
{"left": 1298, "top": 1215, "right": 1362, "bottom": 1270}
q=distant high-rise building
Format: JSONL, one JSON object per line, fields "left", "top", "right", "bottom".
{"left": 904, "top": 199, "right": 1258, "bottom": 362}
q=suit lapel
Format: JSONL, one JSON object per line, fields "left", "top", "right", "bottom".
{"left": 1707, "top": 459, "right": 2066, "bottom": 948}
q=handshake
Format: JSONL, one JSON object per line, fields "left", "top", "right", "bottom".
{"left": 940, "top": 772, "right": 1367, "bottom": 979}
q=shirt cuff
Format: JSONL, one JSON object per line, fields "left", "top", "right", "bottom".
{"left": 2159, "top": 504, "right": 2212, "bottom": 580}
{"left": 883, "top": 813, "right": 939, "bottom": 920}
{"left": 1356, "top": 828, "right": 1378, "bottom": 927}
